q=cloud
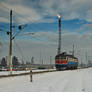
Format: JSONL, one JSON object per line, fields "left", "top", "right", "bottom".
{"left": 1, "top": 31, "right": 92, "bottom": 64}
{"left": 1, "top": 0, "right": 92, "bottom": 24}
{"left": 37, "top": 0, "right": 92, "bottom": 22}
{"left": 0, "top": 2, "right": 42, "bottom": 24}
{"left": 33, "top": 31, "right": 57, "bottom": 43}
{"left": 86, "top": 10, "right": 92, "bottom": 22}
{"left": 77, "top": 24, "right": 92, "bottom": 33}
{"left": 0, "top": 17, "right": 9, "bottom": 23}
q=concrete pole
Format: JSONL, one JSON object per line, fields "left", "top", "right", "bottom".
{"left": 9, "top": 10, "right": 13, "bottom": 75}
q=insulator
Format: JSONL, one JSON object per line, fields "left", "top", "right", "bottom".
{"left": 18, "top": 26, "right": 22, "bottom": 30}
{"left": 7, "top": 31, "right": 10, "bottom": 35}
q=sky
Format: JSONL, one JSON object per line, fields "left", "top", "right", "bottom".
{"left": 0, "top": 0, "right": 92, "bottom": 64}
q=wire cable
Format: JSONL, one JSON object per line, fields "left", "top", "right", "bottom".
{"left": 13, "top": 39, "right": 26, "bottom": 61}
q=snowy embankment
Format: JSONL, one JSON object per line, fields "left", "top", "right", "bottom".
{"left": 0, "top": 69, "right": 55, "bottom": 76}
{"left": 0, "top": 68, "right": 92, "bottom": 92}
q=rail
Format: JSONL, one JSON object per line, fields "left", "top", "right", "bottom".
{"left": 0, "top": 69, "right": 56, "bottom": 78}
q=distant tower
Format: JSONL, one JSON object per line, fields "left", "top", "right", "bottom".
{"left": 57, "top": 14, "right": 61, "bottom": 55}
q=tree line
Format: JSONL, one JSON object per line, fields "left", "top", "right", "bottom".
{"left": 0, "top": 56, "right": 20, "bottom": 67}
{"left": 0, "top": 56, "right": 34, "bottom": 68}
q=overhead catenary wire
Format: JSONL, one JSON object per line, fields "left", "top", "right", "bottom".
{"left": 13, "top": 39, "right": 26, "bottom": 62}
{"left": 0, "top": 7, "right": 50, "bottom": 43}
{"left": 6, "top": 9, "right": 55, "bottom": 32}
{"left": 0, "top": 4, "right": 57, "bottom": 46}
{"left": 10, "top": 11, "right": 46, "bottom": 33}
{"left": 1, "top": 4, "right": 29, "bottom": 27}
{"left": 1, "top": 4, "right": 57, "bottom": 34}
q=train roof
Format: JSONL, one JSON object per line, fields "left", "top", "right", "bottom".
{"left": 55, "top": 52, "right": 78, "bottom": 59}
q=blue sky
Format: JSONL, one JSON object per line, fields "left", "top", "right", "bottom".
{"left": 0, "top": 0, "right": 92, "bottom": 64}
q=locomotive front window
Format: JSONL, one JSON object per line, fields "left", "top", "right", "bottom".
{"left": 58, "top": 57, "right": 66, "bottom": 60}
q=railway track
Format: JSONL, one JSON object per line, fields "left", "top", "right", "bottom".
{"left": 0, "top": 67, "right": 88, "bottom": 78}
{"left": 0, "top": 69, "right": 56, "bottom": 78}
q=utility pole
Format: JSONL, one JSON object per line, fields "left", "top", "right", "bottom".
{"left": 50, "top": 56, "right": 52, "bottom": 65}
{"left": 40, "top": 50, "right": 42, "bottom": 64}
{"left": 85, "top": 51, "right": 88, "bottom": 67}
{"left": 57, "top": 14, "right": 61, "bottom": 55}
{"left": 42, "top": 59, "right": 43, "bottom": 65}
{"left": 7, "top": 10, "right": 28, "bottom": 74}
{"left": 72, "top": 44, "right": 74, "bottom": 56}
{"left": 9, "top": 10, "right": 13, "bottom": 75}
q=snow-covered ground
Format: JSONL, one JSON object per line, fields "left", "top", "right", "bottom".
{"left": 0, "top": 70, "right": 30, "bottom": 75}
{"left": 0, "top": 68, "right": 92, "bottom": 92}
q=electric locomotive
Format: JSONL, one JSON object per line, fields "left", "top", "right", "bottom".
{"left": 55, "top": 52, "right": 78, "bottom": 70}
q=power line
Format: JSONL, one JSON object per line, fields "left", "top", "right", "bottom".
{"left": 13, "top": 39, "right": 26, "bottom": 61}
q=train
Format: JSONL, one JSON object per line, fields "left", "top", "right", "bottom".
{"left": 55, "top": 52, "right": 78, "bottom": 70}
